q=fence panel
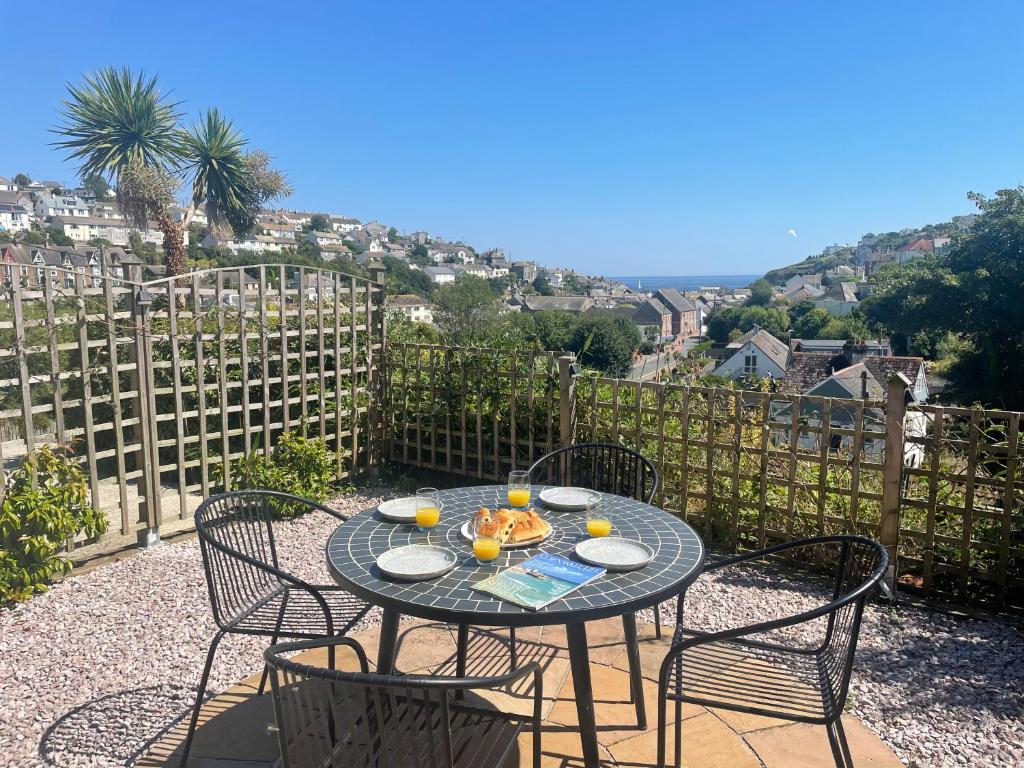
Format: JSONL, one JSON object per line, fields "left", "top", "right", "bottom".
{"left": 383, "top": 344, "right": 564, "bottom": 481}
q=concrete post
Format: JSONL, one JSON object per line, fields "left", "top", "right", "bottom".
{"left": 880, "top": 372, "right": 912, "bottom": 597}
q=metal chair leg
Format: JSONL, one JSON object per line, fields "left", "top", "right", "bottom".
{"left": 180, "top": 630, "right": 225, "bottom": 767}
{"left": 654, "top": 604, "right": 662, "bottom": 639}
{"left": 674, "top": 699, "right": 682, "bottom": 768}
{"left": 257, "top": 593, "right": 289, "bottom": 695}
{"left": 656, "top": 687, "right": 667, "bottom": 768}
{"left": 827, "top": 717, "right": 854, "bottom": 768}
{"left": 508, "top": 626, "right": 518, "bottom": 669}
{"left": 455, "top": 623, "right": 469, "bottom": 700}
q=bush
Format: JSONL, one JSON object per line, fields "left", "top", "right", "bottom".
{"left": 216, "top": 429, "right": 340, "bottom": 518}
{"left": 0, "top": 445, "right": 107, "bottom": 602}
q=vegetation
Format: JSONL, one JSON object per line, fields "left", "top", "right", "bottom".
{"left": 745, "top": 278, "right": 773, "bottom": 306}
{"left": 53, "top": 67, "right": 291, "bottom": 277}
{"left": 215, "top": 429, "right": 341, "bottom": 518}
{"left": 0, "top": 446, "right": 107, "bottom": 602}
{"left": 861, "top": 187, "right": 1024, "bottom": 407}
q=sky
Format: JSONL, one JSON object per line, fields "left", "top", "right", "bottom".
{"left": 4, "top": 1, "right": 1024, "bottom": 275}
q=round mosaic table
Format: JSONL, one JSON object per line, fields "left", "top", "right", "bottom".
{"left": 327, "top": 484, "right": 704, "bottom": 768}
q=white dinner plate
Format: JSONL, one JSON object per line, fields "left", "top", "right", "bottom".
{"left": 459, "top": 520, "right": 553, "bottom": 549}
{"left": 538, "top": 487, "right": 600, "bottom": 511}
{"left": 574, "top": 537, "right": 654, "bottom": 572}
{"left": 377, "top": 497, "right": 443, "bottom": 523}
{"left": 375, "top": 545, "right": 457, "bottom": 581}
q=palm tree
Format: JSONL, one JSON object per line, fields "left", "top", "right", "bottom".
{"left": 53, "top": 67, "right": 290, "bottom": 276}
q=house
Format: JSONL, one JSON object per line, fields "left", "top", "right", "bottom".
{"left": 201, "top": 233, "right": 281, "bottom": 254}
{"left": 791, "top": 338, "right": 892, "bottom": 359}
{"left": 409, "top": 231, "right": 430, "bottom": 245}
{"left": 260, "top": 222, "right": 297, "bottom": 239}
{"left": 653, "top": 288, "right": 699, "bottom": 338}
{"left": 900, "top": 238, "right": 934, "bottom": 263}
{"left": 784, "top": 274, "right": 822, "bottom": 292}
{"left": 510, "top": 261, "right": 537, "bottom": 283}
{"left": 0, "top": 177, "right": 15, "bottom": 191}
{"left": 0, "top": 204, "right": 32, "bottom": 233}
{"left": 933, "top": 236, "right": 952, "bottom": 250}
{"left": 451, "top": 263, "right": 491, "bottom": 279}
{"left": 363, "top": 221, "right": 388, "bottom": 240}
{"left": 521, "top": 296, "right": 594, "bottom": 313}
{"left": 784, "top": 283, "right": 824, "bottom": 302}
{"left": 813, "top": 281, "right": 860, "bottom": 316}
{"left": 318, "top": 244, "right": 351, "bottom": 262}
{"left": 712, "top": 327, "right": 790, "bottom": 381}
{"left": 423, "top": 265, "right": 456, "bottom": 285}
{"left": 330, "top": 216, "right": 361, "bottom": 233}
{"left": 306, "top": 230, "right": 345, "bottom": 248}
{"left": 631, "top": 297, "right": 673, "bottom": 340}
{"left": 388, "top": 294, "right": 434, "bottom": 324}
{"left": 429, "top": 245, "right": 472, "bottom": 264}
{"left": 34, "top": 193, "right": 90, "bottom": 219}
{"left": 52, "top": 216, "right": 131, "bottom": 245}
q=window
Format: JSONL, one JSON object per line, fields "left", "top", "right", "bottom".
{"left": 743, "top": 354, "right": 758, "bottom": 375}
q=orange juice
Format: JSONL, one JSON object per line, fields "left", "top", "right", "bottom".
{"left": 416, "top": 506, "right": 440, "bottom": 529}
{"left": 473, "top": 537, "right": 501, "bottom": 563}
{"left": 587, "top": 518, "right": 612, "bottom": 537}
{"left": 507, "top": 489, "right": 531, "bottom": 508}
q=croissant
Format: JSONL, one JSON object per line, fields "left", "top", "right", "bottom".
{"left": 473, "top": 507, "right": 551, "bottom": 544}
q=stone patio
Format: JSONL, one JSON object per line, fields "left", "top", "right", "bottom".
{"left": 139, "top": 617, "right": 901, "bottom": 768}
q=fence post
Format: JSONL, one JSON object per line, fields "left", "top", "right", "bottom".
{"left": 370, "top": 265, "right": 387, "bottom": 467}
{"left": 127, "top": 264, "right": 160, "bottom": 547}
{"left": 880, "top": 372, "right": 912, "bottom": 597}
{"left": 558, "top": 354, "right": 577, "bottom": 447}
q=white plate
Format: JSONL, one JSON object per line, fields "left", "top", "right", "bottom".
{"left": 377, "top": 497, "right": 443, "bottom": 523}
{"left": 539, "top": 487, "right": 600, "bottom": 511}
{"left": 375, "top": 545, "right": 457, "bottom": 581}
{"left": 459, "top": 520, "right": 553, "bottom": 549}
{"left": 574, "top": 537, "right": 654, "bottom": 572}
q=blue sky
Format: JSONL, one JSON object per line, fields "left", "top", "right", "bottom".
{"left": 4, "top": 1, "right": 1023, "bottom": 274}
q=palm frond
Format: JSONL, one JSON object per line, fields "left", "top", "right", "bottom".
{"left": 181, "top": 108, "right": 257, "bottom": 235}
{"left": 52, "top": 67, "right": 184, "bottom": 179}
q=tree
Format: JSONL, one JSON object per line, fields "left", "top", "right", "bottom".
{"left": 410, "top": 243, "right": 429, "bottom": 264}
{"left": 86, "top": 237, "right": 114, "bottom": 248}
{"left": 862, "top": 187, "right": 1024, "bottom": 406}
{"left": 746, "top": 278, "right": 773, "bottom": 306}
{"left": 13, "top": 173, "right": 30, "bottom": 187}
{"left": 46, "top": 228, "right": 74, "bottom": 246}
{"left": 533, "top": 274, "right": 554, "bottom": 295}
{"left": 570, "top": 314, "right": 641, "bottom": 377}
{"left": 81, "top": 172, "right": 111, "bottom": 199}
{"left": 309, "top": 214, "right": 330, "bottom": 232}
{"left": 387, "top": 226, "right": 398, "bottom": 241}
{"left": 791, "top": 307, "right": 832, "bottom": 339}
{"left": 432, "top": 275, "right": 500, "bottom": 345}
{"left": 381, "top": 255, "right": 433, "bottom": 298}
{"left": 53, "top": 67, "right": 291, "bottom": 278}
{"left": 706, "top": 305, "right": 789, "bottom": 343}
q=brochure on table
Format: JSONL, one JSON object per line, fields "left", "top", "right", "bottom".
{"left": 474, "top": 553, "right": 605, "bottom": 610}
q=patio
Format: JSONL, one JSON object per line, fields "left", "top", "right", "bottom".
{"left": 3, "top": 490, "right": 1021, "bottom": 768}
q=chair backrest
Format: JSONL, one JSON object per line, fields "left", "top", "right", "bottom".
{"left": 817, "top": 536, "right": 887, "bottom": 712}
{"left": 527, "top": 442, "right": 659, "bottom": 504}
{"left": 266, "top": 637, "right": 541, "bottom": 768}
{"left": 195, "top": 491, "right": 283, "bottom": 628}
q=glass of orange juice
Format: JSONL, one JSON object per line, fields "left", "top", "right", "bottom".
{"left": 507, "top": 470, "right": 531, "bottom": 509}
{"left": 472, "top": 515, "right": 501, "bottom": 566}
{"left": 415, "top": 487, "right": 441, "bottom": 533}
{"left": 586, "top": 493, "right": 612, "bottom": 537}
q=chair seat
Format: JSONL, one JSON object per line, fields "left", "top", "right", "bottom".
{"left": 664, "top": 630, "right": 841, "bottom": 723}
{"left": 228, "top": 585, "right": 370, "bottom": 638}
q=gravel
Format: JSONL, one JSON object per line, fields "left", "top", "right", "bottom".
{"left": 1, "top": 490, "right": 1021, "bottom": 768}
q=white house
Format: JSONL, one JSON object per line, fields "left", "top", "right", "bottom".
{"left": 423, "top": 265, "right": 456, "bottom": 284}
{"left": 34, "top": 193, "right": 89, "bottom": 219}
{"left": 0, "top": 204, "right": 32, "bottom": 232}
{"left": 259, "top": 222, "right": 297, "bottom": 239}
{"left": 388, "top": 294, "right": 434, "bottom": 324}
{"left": 306, "top": 230, "right": 345, "bottom": 248}
{"left": 712, "top": 327, "right": 791, "bottom": 381}
{"left": 53, "top": 216, "right": 130, "bottom": 245}
{"left": 0, "top": 177, "right": 15, "bottom": 191}
{"left": 330, "top": 216, "right": 361, "bottom": 233}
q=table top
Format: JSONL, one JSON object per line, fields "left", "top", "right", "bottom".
{"left": 326, "top": 485, "right": 704, "bottom": 627}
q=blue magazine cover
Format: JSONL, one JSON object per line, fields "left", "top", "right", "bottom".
{"left": 475, "top": 553, "right": 606, "bottom": 610}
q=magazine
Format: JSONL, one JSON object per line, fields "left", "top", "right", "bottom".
{"left": 474, "top": 553, "right": 606, "bottom": 610}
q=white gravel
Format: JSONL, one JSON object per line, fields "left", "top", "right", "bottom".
{"left": 1, "top": 490, "right": 1020, "bottom": 768}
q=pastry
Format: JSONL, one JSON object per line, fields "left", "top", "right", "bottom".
{"left": 473, "top": 507, "right": 551, "bottom": 544}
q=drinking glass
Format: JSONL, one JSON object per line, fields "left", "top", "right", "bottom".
{"left": 585, "top": 493, "right": 612, "bottom": 537}
{"left": 415, "top": 487, "right": 441, "bottom": 533}
{"left": 507, "top": 470, "right": 531, "bottom": 509}
{"left": 472, "top": 516, "right": 501, "bottom": 566}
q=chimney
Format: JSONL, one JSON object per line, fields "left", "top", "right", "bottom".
{"left": 861, "top": 369, "right": 869, "bottom": 399}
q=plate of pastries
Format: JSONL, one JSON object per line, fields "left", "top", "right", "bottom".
{"left": 460, "top": 506, "right": 553, "bottom": 548}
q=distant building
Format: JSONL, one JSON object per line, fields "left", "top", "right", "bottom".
{"left": 306, "top": 230, "right": 345, "bottom": 248}
{"left": 388, "top": 294, "right": 434, "bottom": 324}
{"left": 510, "top": 261, "right": 537, "bottom": 283}
{"left": 631, "top": 297, "right": 673, "bottom": 340}
{"left": 713, "top": 327, "right": 790, "bottom": 381}
{"left": 330, "top": 216, "right": 361, "bottom": 233}
{"left": 521, "top": 296, "right": 593, "bottom": 313}
{"left": 0, "top": 203, "right": 32, "bottom": 233}
{"left": 34, "top": 193, "right": 89, "bottom": 219}
{"left": 784, "top": 274, "right": 823, "bottom": 292}
{"left": 423, "top": 265, "right": 456, "bottom": 284}
{"left": 653, "top": 287, "right": 699, "bottom": 337}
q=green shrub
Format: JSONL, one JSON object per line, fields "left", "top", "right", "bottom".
{"left": 216, "top": 429, "right": 340, "bottom": 518}
{"left": 0, "top": 445, "right": 107, "bottom": 602}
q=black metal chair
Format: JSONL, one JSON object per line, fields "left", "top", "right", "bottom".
{"left": 528, "top": 441, "right": 670, "bottom": 638}
{"left": 265, "top": 636, "right": 544, "bottom": 768}
{"left": 180, "top": 490, "right": 371, "bottom": 767}
{"left": 656, "top": 535, "right": 888, "bottom": 768}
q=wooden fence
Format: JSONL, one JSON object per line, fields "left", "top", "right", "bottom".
{"left": 0, "top": 263, "right": 385, "bottom": 547}
{"left": 385, "top": 344, "right": 1023, "bottom": 613}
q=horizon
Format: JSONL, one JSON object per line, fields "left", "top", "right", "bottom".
{"left": 4, "top": 1, "right": 1022, "bottom": 274}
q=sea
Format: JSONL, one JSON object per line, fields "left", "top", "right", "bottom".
{"left": 609, "top": 275, "right": 760, "bottom": 293}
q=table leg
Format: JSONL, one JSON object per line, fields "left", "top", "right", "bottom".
{"left": 376, "top": 607, "right": 401, "bottom": 674}
{"left": 622, "top": 613, "right": 647, "bottom": 729}
{"left": 566, "top": 621, "right": 601, "bottom": 768}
